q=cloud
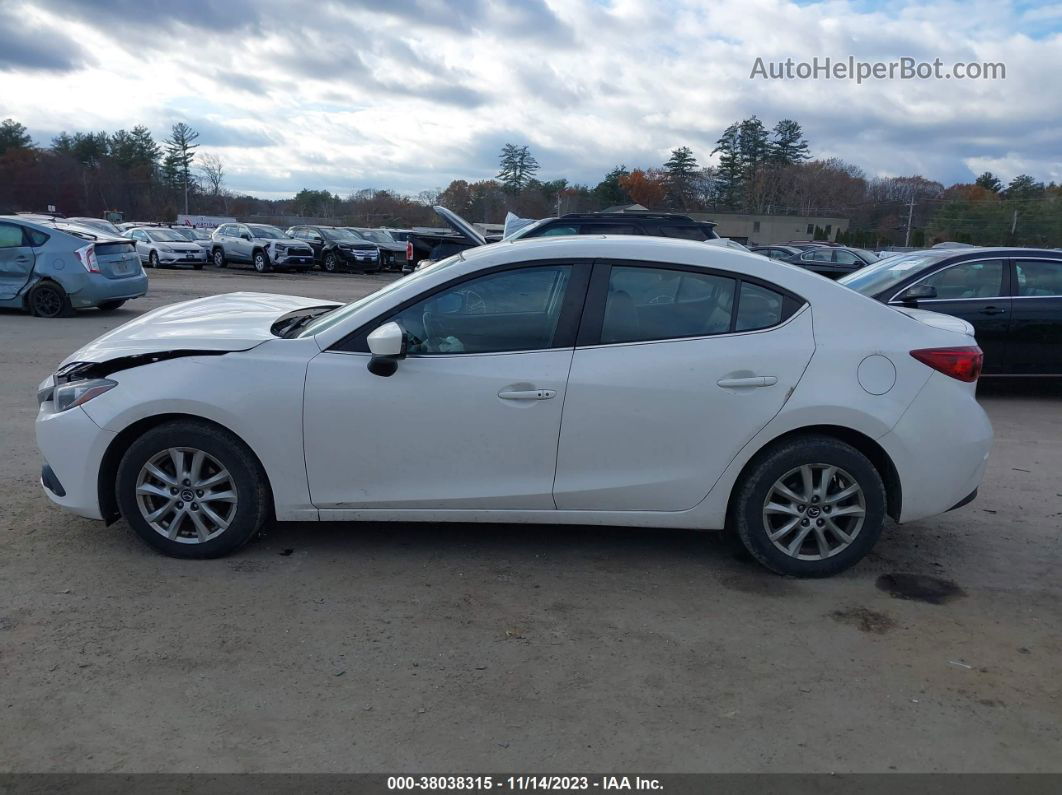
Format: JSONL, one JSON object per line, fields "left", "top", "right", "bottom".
{"left": 3, "top": 0, "right": 1061, "bottom": 196}
{"left": 0, "top": 5, "right": 91, "bottom": 73}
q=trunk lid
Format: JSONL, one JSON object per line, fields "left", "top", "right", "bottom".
{"left": 891, "top": 306, "right": 976, "bottom": 337}
{"left": 93, "top": 240, "right": 142, "bottom": 279}
{"left": 432, "top": 206, "right": 487, "bottom": 247}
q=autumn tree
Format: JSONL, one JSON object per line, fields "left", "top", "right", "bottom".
{"left": 618, "top": 169, "right": 668, "bottom": 208}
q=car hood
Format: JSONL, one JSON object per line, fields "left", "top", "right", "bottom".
{"left": 61, "top": 292, "right": 342, "bottom": 365}
{"left": 432, "top": 205, "right": 487, "bottom": 247}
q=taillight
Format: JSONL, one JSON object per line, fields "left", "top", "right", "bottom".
{"left": 910, "top": 346, "right": 983, "bottom": 382}
{"left": 405, "top": 240, "right": 413, "bottom": 261}
{"left": 75, "top": 243, "right": 100, "bottom": 273}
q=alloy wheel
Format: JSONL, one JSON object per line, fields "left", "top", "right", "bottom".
{"left": 135, "top": 447, "right": 238, "bottom": 544}
{"left": 762, "top": 464, "right": 866, "bottom": 560}
{"left": 31, "top": 286, "right": 63, "bottom": 317}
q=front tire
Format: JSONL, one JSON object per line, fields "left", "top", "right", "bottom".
{"left": 149, "top": 251, "right": 160, "bottom": 269}
{"left": 212, "top": 248, "right": 226, "bottom": 268}
{"left": 116, "top": 420, "right": 270, "bottom": 559}
{"left": 253, "top": 250, "right": 271, "bottom": 273}
{"left": 323, "top": 252, "right": 338, "bottom": 273}
{"left": 733, "top": 435, "right": 885, "bottom": 578}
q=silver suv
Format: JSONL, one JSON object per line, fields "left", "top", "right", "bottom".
{"left": 210, "top": 223, "right": 315, "bottom": 273}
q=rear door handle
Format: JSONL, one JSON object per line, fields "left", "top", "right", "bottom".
{"left": 980, "top": 306, "right": 1007, "bottom": 315}
{"left": 498, "top": 389, "right": 556, "bottom": 400}
{"left": 717, "top": 376, "right": 778, "bottom": 388}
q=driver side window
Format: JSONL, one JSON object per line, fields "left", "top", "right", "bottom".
{"left": 390, "top": 265, "right": 572, "bottom": 355}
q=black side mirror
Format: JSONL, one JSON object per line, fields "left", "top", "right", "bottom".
{"left": 899, "top": 284, "right": 937, "bottom": 304}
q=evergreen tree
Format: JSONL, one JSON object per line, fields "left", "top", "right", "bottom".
{"left": 164, "top": 122, "right": 199, "bottom": 213}
{"left": 663, "top": 146, "right": 699, "bottom": 208}
{"left": 974, "top": 171, "right": 1002, "bottom": 193}
{"left": 496, "top": 143, "right": 539, "bottom": 189}
{"left": 771, "top": 119, "right": 810, "bottom": 165}
{"left": 711, "top": 123, "right": 743, "bottom": 210}
{"left": 593, "top": 165, "right": 630, "bottom": 207}
{"left": 1005, "top": 174, "right": 1044, "bottom": 200}
{"left": 0, "top": 118, "right": 32, "bottom": 155}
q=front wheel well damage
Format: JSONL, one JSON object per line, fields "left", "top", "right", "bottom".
{"left": 726, "top": 424, "right": 902, "bottom": 525}
{"left": 97, "top": 413, "right": 274, "bottom": 524}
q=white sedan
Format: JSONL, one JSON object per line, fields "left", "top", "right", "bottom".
{"left": 35, "top": 236, "right": 992, "bottom": 577}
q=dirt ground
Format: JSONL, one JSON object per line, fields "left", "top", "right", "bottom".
{"left": 1, "top": 267, "right": 1060, "bottom": 773}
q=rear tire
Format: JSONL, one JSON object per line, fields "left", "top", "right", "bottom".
{"left": 97, "top": 300, "right": 126, "bottom": 311}
{"left": 733, "top": 435, "right": 885, "bottom": 578}
{"left": 116, "top": 420, "right": 269, "bottom": 559}
{"left": 28, "top": 282, "right": 74, "bottom": 318}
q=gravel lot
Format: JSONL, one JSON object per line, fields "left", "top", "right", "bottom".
{"left": 1, "top": 267, "right": 1060, "bottom": 773}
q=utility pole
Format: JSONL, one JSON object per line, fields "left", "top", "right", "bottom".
{"left": 1011, "top": 209, "right": 1018, "bottom": 237}
{"left": 904, "top": 198, "right": 915, "bottom": 247}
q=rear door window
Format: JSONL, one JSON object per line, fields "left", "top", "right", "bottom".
{"left": 600, "top": 266, "right": 736, "bottom": 344}
{"left": 1015, "top": 260, "right": 1062, "bottom": 297}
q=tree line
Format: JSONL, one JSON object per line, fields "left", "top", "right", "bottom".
{"left": 1, "top": 116, "right": 1060, "bottom": 246}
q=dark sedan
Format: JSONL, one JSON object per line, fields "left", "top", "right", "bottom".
{"left": 840, "top": 247, "right": 1062, "bottom": 376}
{"left": 781, "top": 246, "right": 880, "bottom": 279}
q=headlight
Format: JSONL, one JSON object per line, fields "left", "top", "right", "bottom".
{"left": 52, "top": 378, "right": 117, "bottom": 412}
{"left": 158, "top": 245, "right": 174, "bottom": 252}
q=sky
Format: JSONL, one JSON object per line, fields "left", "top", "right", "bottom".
{"left": 2, "top": 0, "right": 1061, "bottom": 198}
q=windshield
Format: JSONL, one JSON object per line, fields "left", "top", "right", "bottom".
{"left": 71, "top": 218, "right": 122, "bottom": 235}
{"left": 839, "top": 253, "right": 949, "bottom": 295}
{"left": 146, "top": 229, "right": 185, "bottom": 242}
{"left": 297, "top": 253, "right": 466, "bottom": 338}
{"left": 193, "top": 229, "right": 212, "bottom": 239}
{"left": 324, "top": 227, "right": 361, "bottom": 242}
{"left": 506, "top": 218, "right": 551, "bottom": 240}
{"left": 355, "top": 229, "right": 395, "bottom": 244}
{"left": 168, "top": 227, "right": 196, "bottom": 240}
{"left": 249, "top": 225, "right": 288, "bottom": 239}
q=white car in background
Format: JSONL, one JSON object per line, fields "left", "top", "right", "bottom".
{"left": 126, "top": 226, "right": 206, "bottom": 269}
{"left": 35, "top": 235, "right": 992, "bottom": 577}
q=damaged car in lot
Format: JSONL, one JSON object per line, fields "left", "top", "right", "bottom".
{"left": 35, "top": 236, "right": 992, "bottom": 577}
{"left": 0, "top": 215, "right": 147, "bottom": 317}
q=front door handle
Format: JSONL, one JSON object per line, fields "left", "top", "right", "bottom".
{"left": 498, "top": 389, "right": 556, "bottom": 400}
{"left": 717, "top": 376, "right": 778, "bottom": 388}
{"left": 980, "top": 306, "right": 1007, "bottom": 315}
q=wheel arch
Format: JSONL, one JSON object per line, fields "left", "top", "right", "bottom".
{"left": 725, "top": 424, "right": 902, "bottom": 524}
{"left": 97, "top": 412, "right": 275, "bottom": 524}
